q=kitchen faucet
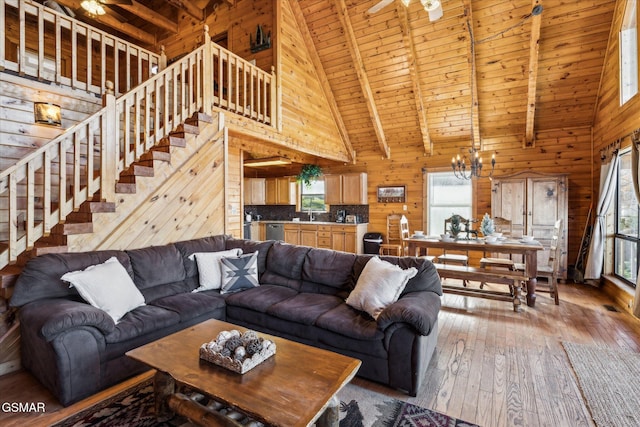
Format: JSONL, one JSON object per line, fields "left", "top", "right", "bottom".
{"left": 308, "top": 208, "right": 314, "bottom": 222}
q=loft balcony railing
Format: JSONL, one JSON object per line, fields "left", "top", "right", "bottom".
{"left": 0, "top": 9, "right": 277, "bottom": 267}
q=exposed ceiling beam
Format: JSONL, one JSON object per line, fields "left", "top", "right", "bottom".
{"left": 524, "top": 1, "right": 543, "bottom": 148}
{"left": 118, "top": 1, "right": 178, "bottom": 34}
{"left": 332, "top": 0, "right": 390, "bottom": 159}
{"left": 162, "top": 0, "right": 203, "bottom": 22}
{"left": 289, "top": 0, "right": 355, "bottom": 163}
{"left": 55, "top": 0, "right": 156, "bottom": 45}
{"left": 397, "top": 4, "right": 432, "bottom": 156}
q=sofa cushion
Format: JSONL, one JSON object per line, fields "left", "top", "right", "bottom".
{"left": 220, "top": 252, "right": 260, "bottom": 294}
{"left": 10, "top": 250, "right": 132, "bottom": 307}
{"left": 174, "top": 235, "right": 230, "bottom": 279}
{"left": 225, "top": 239, "right": 274, "bottom": 275}
{"left": 224, "top": 285, "right": 297, "bottom": 313}
{"left": 191, "top": 248, "right": 243, "bottom": 292}
{"left": 301, "top": 248, "right": 356, "bottom": 296}
{"left": 104, "top": 305, "right": 181, "bottom": 344}
{"left": 126, "top": 244, "right": 186, "bottom": 290}
{"left": 346, "top": 257, "right": 418, "bottom": 320}
{"left": 151, "top": 291, "right": 226, "bottom": 322}
{"left": 315, "top": 304, "right": 384, "bottom": 341}
{"left": 261, "top": 242, "right": 310, "bottom": 291}
{"left": 266, "top": 293, "right": 343, "bottom": 325}
{"left": 61, "top": 257, "right": 146, "bottom": 323}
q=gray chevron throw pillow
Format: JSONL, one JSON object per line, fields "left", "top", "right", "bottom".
{"left": 220, "top": 252, "right": 259, "bottom": 294}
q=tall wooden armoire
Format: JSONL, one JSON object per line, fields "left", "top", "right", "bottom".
{"left": 491, "top": 170, "right": 569, "bottom": 279}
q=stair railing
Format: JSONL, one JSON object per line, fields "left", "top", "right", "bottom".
{"left": 0, "top": 25, "right": 277, "bottom": 267}
{"left": 0, "top": 0, "right": 162, "bottom": 96}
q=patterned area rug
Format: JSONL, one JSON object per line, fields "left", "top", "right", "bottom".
{"left": 53, "top": 379, "right": 479, "bottom": 427}
{"left": 563, "top": 342, "right": 640, "bottom": 427}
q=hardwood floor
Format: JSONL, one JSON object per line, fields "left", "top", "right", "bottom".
{"left": 1, "top": 280, "right": 639, "bottom": 427}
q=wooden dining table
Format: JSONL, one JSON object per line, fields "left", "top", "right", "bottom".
{"left": 404, "top": 236, "right": 544, "bottom": 307}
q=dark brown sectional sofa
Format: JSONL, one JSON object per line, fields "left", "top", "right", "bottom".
{"left": 10, "top": 235, "right": 442, "bottom": 406}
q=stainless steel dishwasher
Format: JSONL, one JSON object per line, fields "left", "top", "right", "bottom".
{"left": 265, "top": 223, "right": 285, "bottom": 241}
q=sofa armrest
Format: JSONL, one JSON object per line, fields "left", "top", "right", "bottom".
{"left": 377, "top": 292, "right": 441, "bottom": 336}
{"left": 20, "top": 299, "right": 115, "bottom": 341}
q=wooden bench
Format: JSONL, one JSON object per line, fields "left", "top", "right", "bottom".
{"left": 433, "top": 263, "right": 527, "bottom": 312}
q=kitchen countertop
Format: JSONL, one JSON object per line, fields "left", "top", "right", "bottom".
{"left": 250, "top": 220, "right": 368, "bottom": 225}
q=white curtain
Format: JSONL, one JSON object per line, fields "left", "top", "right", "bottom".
{"left": 584, "top": 152, "right": 619, "bottom": 280}
{"left": 631, "top": 134, "right": 640, "bottom": 317}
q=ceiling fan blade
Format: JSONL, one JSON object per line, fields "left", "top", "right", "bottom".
{"left": 100, "top": 0, "right": 133, "bottom": 5}
{"left": 367, "top": 0, "right": 394, "bottom": 15}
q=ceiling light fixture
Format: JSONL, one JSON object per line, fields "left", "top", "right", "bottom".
{"left": 243, "top": 157, "right": 292, "bottom": 167}
{"left": 452, "top": 19, "right": 496, "bottom": 180}
{"left": 80, "top": 0, "right": 105, "bottom": 16}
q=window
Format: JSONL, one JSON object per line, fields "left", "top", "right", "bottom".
{"left": 614, "top": 150, "right": 639, "bottom": 286}
{"left": 620, "top": 0, "right": 638, "bottom": 105}
{"left": 300, "top": 180, "right": 326, "bottom": 212}
{"left": 426, "top": 172, "right": 472, "bottom": 235}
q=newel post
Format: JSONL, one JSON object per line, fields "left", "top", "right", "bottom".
{"left": 101, "top": 81, "right": 117, "bottom": 202}
{"left": 159, "top": 45, "right": 167, "bottom": 72}
{"left": 202, "top": 25, "right": 213, "bottom": 114}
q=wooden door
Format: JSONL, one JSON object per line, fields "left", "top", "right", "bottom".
{"left": 491, "top": 179, "right": 526, "bottom": 237}
{"left": 276, "top": 178, "right": 294, "bottom": 205}
{"left": 300, "top": 225, "right": 318, "bottom": 247}
{"left": 527, "top": 176, "right": 567, "bottom": 271}
{"left": 344, "top": 231, "right": 357, "bottom": 253}
{"left": 324, "top": 175, "right": 342, "bottom": 205}
{"left": 342, "top": 173, "right": 367, "bottom": 204}
{"left": 284, "top": 225, "right": 299, "bottom": 245}
{"left": 265, "top": 178, "right": 278, "bottom": 205}
{"left": 250, "top": 178, "right": 266, "bottom": 205}
{"left": 331, "top": 231, "right": 346, "bottom": 252}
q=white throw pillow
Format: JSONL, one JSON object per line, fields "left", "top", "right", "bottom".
{"left": 61, "top": 257, "right": 145, "bottom": 323}
{"left": 346, "top": 256, "right": 418, "bottom": 320}
{"left": 190, "top": 248, "right": 243, "bottom": 292}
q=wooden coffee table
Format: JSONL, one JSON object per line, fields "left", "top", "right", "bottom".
{"left": 126, "top": 319, "right": 361, "bottom": 426}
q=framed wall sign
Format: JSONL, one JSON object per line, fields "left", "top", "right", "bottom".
{"left": 377, "top": 185, "right": 406, "bottom": 203}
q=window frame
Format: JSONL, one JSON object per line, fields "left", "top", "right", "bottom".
{"left": 620, "top": 0, "right": 639, "bottom": 106}
{"left": 425, "top": 170, "right": 474, "bottom": 236}
{"left": 299, "top": 178, "right": 327, "bottom": 213}
{"left": 613, "top": 149, "right": 639, "bottom": 287}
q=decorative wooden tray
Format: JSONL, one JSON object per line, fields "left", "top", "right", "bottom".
{"left": 199, "top": 329, "right": 276, "bottom": 374}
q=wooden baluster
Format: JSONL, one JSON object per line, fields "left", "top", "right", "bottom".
{"left": 43, "top": 148, "right": 51, "bottom": 233}
{"left": 101, "top": 81, "right": 116, "bottom": 202}
{"left": 8, "top": 173, "right": 17, "bottom": 262}
{"left": 26, "top": 161, "right": 34, "bottom": 249}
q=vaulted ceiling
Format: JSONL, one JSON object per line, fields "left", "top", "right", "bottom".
{"left": 50, "top": 0, "right": 618, "bottom": 161}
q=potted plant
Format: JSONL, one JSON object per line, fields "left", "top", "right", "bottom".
{"left": 449, "top": 214, "right": 464, "bottom": 238}
{"left": 296, "top": 164, "right": 322, "bottom": 188}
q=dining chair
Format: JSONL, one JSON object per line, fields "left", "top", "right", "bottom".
{"left": 439, "top": 215, "right": 470, "bottom": 266}
{"left": 379, "top": 214, "right": 410, "bottom": 256}
{"left": 480, "top": 217, "right": 516, "bottom": 271}
{"left": 534, "top": 219, "right": 563, "bottom": 305}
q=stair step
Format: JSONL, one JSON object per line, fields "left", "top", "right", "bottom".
{"left": 141, "top": 150, "right": 171, "bottom": 163}
{"left": 176, "top": 123, "right": 200, "bottom": 135}
{"left": 121, "top": 164, "right": 154, "bottom": 178}
{"left": 30, "top": 243, "right": 68, "bottom": 257}
{"left": 52, "top": 222, "right": 93, "bottom": 235}
{"left": 0, "top": 266, "right": 21, "bottom": 290}
{"left": 79, "top": 201, "right": 116, "bottom": 214}
{"left": 115, "top": 182, "right": 137, "bottom": 194}
{"left": 185, "top": 112, "right": 214, "bottom": 126}
{"left": 160, "top": 134, "right": 187, "bottom": 148}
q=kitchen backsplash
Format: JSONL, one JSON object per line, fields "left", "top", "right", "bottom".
{"left": 245, "top": 205, "right": 369, "bottom": 223}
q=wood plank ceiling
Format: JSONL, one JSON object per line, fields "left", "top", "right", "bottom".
{"left": 48, "top": 0, "right": 617, "bottom": 161}
{"left": 295, "top": 0, "right": 616, "bottom": 159}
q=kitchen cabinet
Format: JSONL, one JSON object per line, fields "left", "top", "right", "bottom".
{"left": 491, "top": 170, "right": 568, "bottom": 279}
{"left": 324, "top": 173, "right": 367, "bottom": 205}
{"left": 244, "top": 178, "right": 266, "bottom": 205}
{"left": 278, "top": 222, "right": 367, "bottom": 253}
{"left": 265, "top": 177, "right": 296, "bottom": 205}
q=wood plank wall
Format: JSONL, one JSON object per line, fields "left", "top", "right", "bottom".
{"left": 592, "top": 0, "right": 640, "bottom": 282}
{"left": 161, "top": 0, "right": 350, "bottom": 163}
{"left": 82, "top": 128, "right": 228, "bottom": 251}
{"left": 322, "top": 126, "right": 593, "bottom": 268}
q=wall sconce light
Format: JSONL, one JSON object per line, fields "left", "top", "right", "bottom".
{"left": 34, "top": 102, "right": 62, "bottom": 126}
